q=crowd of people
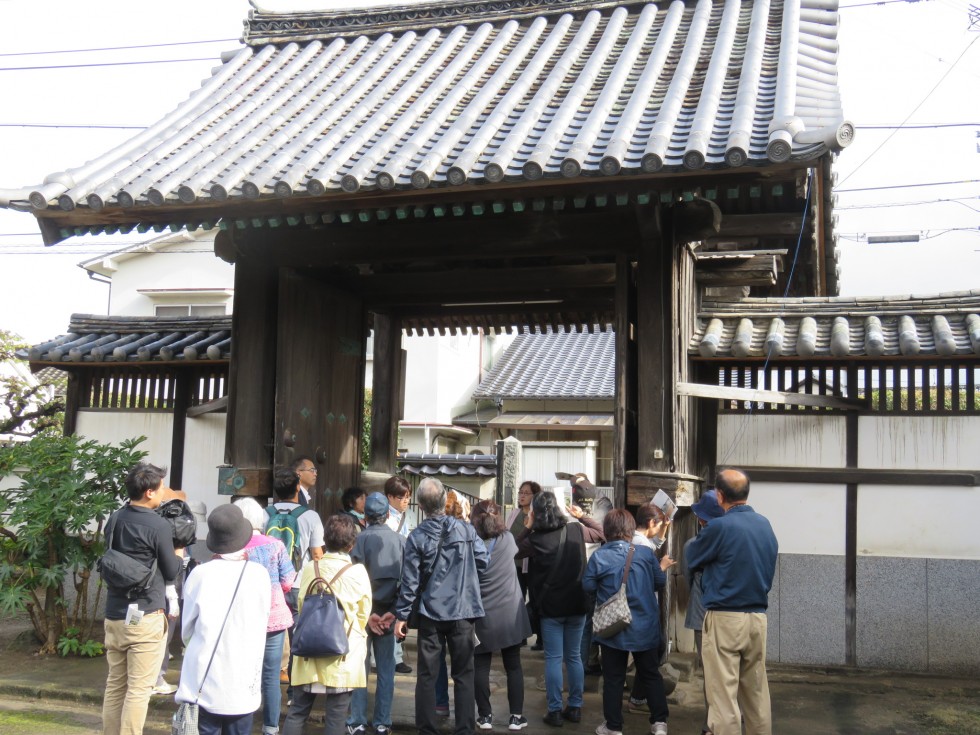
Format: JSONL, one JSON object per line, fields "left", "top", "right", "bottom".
{"left": 100, "top": 463, "right": 777, "bottom": 735}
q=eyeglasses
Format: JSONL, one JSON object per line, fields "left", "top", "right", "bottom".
{"left": 300, "top": 466, "right": 318, "bottom": 474}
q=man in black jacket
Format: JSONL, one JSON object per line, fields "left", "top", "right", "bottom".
{"left": 101, "top": 462, "right": 182, "bottom": 735}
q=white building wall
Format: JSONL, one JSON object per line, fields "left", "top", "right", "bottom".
{"left": 105, "top": 239, "right": 234, "bottom": 316}
{"left": 716, "top": 414, "right": 847, "bottom": 468}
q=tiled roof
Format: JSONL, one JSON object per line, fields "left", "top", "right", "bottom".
{"left": 396, "top": 453, "right": 497, "bottom": 477}
{"left": 1, "top": 0, "right": 850, "bottom": 222}
{"left": 23, "top": 314, "right": 232, "bottom": 365}
{"left": 691, "top": 291, "right": 980, "bottom": 359}
{"left": 473, "top": 328, "right": 615, "bottom": 400}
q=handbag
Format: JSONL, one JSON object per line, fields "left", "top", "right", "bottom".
{"left": 407, "top": 526, "right": 448, "bottom": 629}
{"left": 592, "top": 544, "right": 635, "bottom": 639}
{"left": 291, "top": 561, "right": 354, "bottom": 658}
{"left": 172, "top": 560, "right": 247, "bottom": 735}
{"left": 98, "top": 513, "right": 159, "bottom": 597}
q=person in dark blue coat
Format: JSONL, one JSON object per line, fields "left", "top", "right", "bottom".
{"left": 584, "top": 509, "right": 675, "bottom": 735}
{"left": 685, "top": 469, "right": 778, "bottom": 735}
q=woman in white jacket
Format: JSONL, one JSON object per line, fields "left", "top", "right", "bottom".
{"left": 177, "top": 503, "right": 271, "bottom": 735}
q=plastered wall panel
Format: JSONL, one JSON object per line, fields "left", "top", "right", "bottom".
{"left": 750, "top": 482, "right": 847, "bottom": 556}
{"left": 717, "top": 414, "right": 847, "bottom": 468}
{"left": 777, "top": 554, "right": 846, "bottom": 665}
{"left": 182, "top": 413, "right": 227, "bottom": 539}
{"left": 927, "top": 558, "right": 980, "bottom": 674}
{"left": 76, "top": 410, "right": 175, "bottom": 480}
{"left": 859, "top": 416, "right": 980, "bottom": 471}
{"left": 857, "top": 485, "right": 979, "bottom": 560}
{"left": 856, "top": 556, "right": 928, "bottom": 670}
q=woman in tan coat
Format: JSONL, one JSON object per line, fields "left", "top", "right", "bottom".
{"left": 283, "top": 514, "right": 372, "bottom": 735}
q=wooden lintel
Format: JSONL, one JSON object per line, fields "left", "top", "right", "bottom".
{"left": 673, "top": 198, "right": 721, "bottom": 243}
{"left": 713, "top": 213, "right": 804, "bottom": 238}
{"left": 695, "top": 269, "right": 777, "bottom": 287}
{"left": 738, "top": 466, "right": 980, "bottom": 487}
{"left": 677, "top": 381, "right": 861, "bottom": 410}
{"left": 186, "top": 395, "right": 228, "bottom": 418}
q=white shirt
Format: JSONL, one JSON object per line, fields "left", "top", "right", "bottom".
{"left": 177, "top": 559, "right": 271, "bottom": 715}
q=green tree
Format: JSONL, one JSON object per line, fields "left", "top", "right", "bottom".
{"left": 0, "top": 434, "right": 146, "bottom": 654}
{"left": 1, "top": 330, "right": 64, "bottom": 437}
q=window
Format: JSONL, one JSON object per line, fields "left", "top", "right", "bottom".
{"left": 154, "top": 304, "right": 226, "bottom": 317}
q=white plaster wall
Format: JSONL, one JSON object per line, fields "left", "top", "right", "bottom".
{"left": 107, "top": 239, "right": 234, "bottom": 316}
{"left": 716, "top": 414, "right": 847, "bottom": 468}
{"left": 75, "top": 410, "right": 175, "bottom": 482}
{"left": 402, "top": 333, "right": 482, "bottom": 424}
{"left": 522, "top": 442, "right": 598, "bottom": 490}
{"left": 750, "top": 482, "right": 847, "bottom": 556}
{"left": 859, "top": 416, "right": 980, "bottom": 471}
{"left": 857, "top": 485, "right": 979, "bottom": 560}
{"left": 182, "top": 413, "right": 227, "bottom": 540}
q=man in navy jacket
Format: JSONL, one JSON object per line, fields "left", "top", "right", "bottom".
{"left": 685, "top": 469, "right": 778, "bottom": 735}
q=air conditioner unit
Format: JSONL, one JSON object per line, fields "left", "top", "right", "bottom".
{"left": 465, "top": 445, "right": 493, "bottom": 455}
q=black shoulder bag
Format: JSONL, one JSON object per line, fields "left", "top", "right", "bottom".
{"left": 98, "top": 510, "right": 159, "bottom": 598}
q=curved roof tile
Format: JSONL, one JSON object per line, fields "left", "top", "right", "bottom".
{"left": 1, "top": 0, "right": 850, "bottom": 215}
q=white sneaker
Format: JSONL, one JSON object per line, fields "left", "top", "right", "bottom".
{"left": 151, "top": 681, "right": 176, "bottom": 695}
{"left": 596, "top": 723, "right": 623, "bottom": 735}
{"left": 651, "top": 722, "right": 668, "bottom": 735}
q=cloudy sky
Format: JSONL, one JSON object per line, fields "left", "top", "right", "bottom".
{"left": 0, "top": 0, "right": 977, "bottom": 343}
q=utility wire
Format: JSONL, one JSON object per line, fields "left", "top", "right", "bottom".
{"left": 0, "top": 123, "right": 145, "bottom": 130}
{"left": 0, "top": 57, "right": 218, "bottom": 72}
{"left": 837, "top": 35, "right": 979, "bottom": 187}
{"left": 0, "top": 38, "right": 237, "bottom": 58}
{"left": 836, "top": 179, "right": 980, "bottom": 193}
{"left": 856, "top": 122, "right": 979, "bottom": 129}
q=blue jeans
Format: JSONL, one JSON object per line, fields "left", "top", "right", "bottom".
{"left": 540, "top": 615, "right": 586, "bottom": 713}
{"left": 261, "top": 630, "right": 287, "bottom": 731}
{"left": 199, "top": 707, "right": 253, "bottom": 735}
{"left": 348, "top": 630, "right": 396, "bottom": 727}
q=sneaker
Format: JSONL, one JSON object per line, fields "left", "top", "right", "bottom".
{"left": 561, "top": 707, "right": 581, "bottom": 723}
{"left": 543, "top": 711, "right": 563, "bottom": 728}
{"left": 596, "top": 723, "right": 623, "bottom": 735}
{"left": 151, "top": 682, "right": 176, "bottom": 695}
{"left": 395, "top": 662, "right": 413, "bottom": 674}
{"left": 651, "top": 723, "right": 668, "bottom": 735}
{"left": 375, "top": 726, "right": 391, "bottom": 735}
{"left": 346, "top": 725, "right": 367, "bottom": 735}
{"left": 508, "top": 715, "right": 528, "bottom": 731}
{"left": 477, "top": 714, "right": 493, "bottom": 730}
{"left": 435, "top": 705, "right": 450, "bottom": 717}
{"left": 627, "top": 697, "right": 649, "bottom": 714}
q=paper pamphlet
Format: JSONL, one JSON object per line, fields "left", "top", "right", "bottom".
{"left": 651, "top": 489, "right": 678, "bottom": 521}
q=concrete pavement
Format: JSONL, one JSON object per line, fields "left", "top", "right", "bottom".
{"left": 0, "top": 623, "right": 977, "bottom": 734}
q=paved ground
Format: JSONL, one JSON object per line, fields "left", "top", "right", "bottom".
{"left": 0, "top": 619, "right": 977, "bottom": 734}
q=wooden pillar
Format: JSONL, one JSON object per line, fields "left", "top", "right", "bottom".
{"left": 613, "top": 254, "right": 636, "bottom": 506}
{"left": 62, "top": 371, "right": 81, "bottom": 436}
{"left": 169, "top": 370, "right": 192, "bottom": 489}
{"left": 368, "top": 312, "right": 403, "bottom": 474}
{"left": 225, "top": 253, "right": 279, "bottom": 478}
{"left": 844, "top": 364, "right": 859, "bottom": 665}
{"left": 635, "top": 203, "right": 673, "bottom": 472}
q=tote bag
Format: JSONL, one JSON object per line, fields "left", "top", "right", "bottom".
{"left": 291, "top": 561, "right": 353, "bottom": 658}
{"left": 592, "top": 545, "right": 635, "bottom": 639}
{"left": 172, "top": 702, "right": 199, "bottom": 735}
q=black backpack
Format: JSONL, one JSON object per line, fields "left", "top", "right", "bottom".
{"left": 157, "top": 499, "right": 198, "bottom": 549}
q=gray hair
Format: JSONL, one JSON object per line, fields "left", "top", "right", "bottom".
{"left": 417, "top": 477, "right": 447, "bottom": 517}
{"left": 234, "top": 497, "right": 267, "bottom": 532}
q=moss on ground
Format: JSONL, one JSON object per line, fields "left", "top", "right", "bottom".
{"left": 922, "top": 703, "right": 980, "bottom": 735}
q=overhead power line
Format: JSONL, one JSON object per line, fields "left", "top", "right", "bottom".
{"left": 0, "top": 38, "right": 237, "bottom": 58}
{"left": 836, "top": 179, "right": 980, "bottom": 193}
{"left": 0, "top": 57, "right": 218, "bottom": 72}
{"left": 0, "top": 123, "right": 145, "bottom": 130}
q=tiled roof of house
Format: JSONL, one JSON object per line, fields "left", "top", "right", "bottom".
{"left": 396, "top": 452, "right": 497, "bottom": 477}
{"left": 690, "top": 291, "right": 980, "bottom": 359}
{"left": 473, "top": 328, "right": 615, "bottom": 400}
{"left": 22, "top": 314, "right": 232, "bottom": 365}
{"left": 1, "top": 0, "right": 850, "bottom": 223}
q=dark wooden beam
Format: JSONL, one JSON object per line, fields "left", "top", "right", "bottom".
{"left": 169, "top": 371, "right": 192, "bottom": 489}
{"left": 712, "top": 213, "right": 804, "bottom": 238}
{"left": 613, "top": 254, "right": 635, "bottom": 506}
{"left": 368, "top": 312, "right": 402, "bottom": 473}
{"left": 186, "top": 395, "right": 228, "bottom": 418}
{"left": 845, "top": 368, "right": 858, "bottom": 667}
{"left": 737, "top": 466, "right": 980, "bottom": 486}
{"left": 673, "top": 198, "right": 721, "bottom": 243}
